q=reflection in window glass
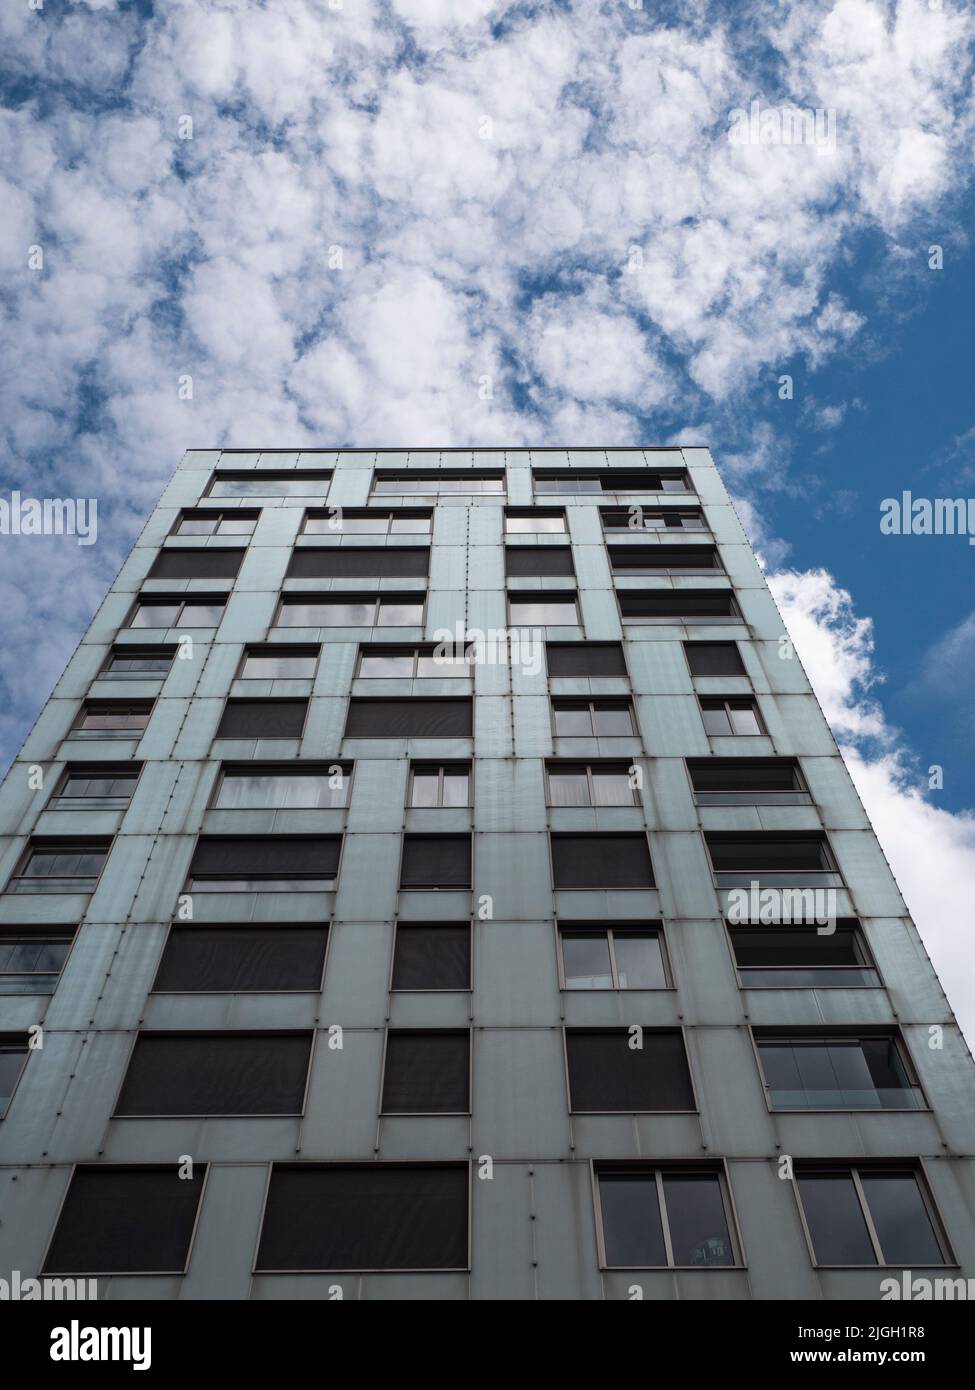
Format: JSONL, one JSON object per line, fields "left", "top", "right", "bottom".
{"left": 215, "top": 772, "right": 349, "bottom": 810}
{"left": 561, "top": 934, "right": 613, "bottom": 989}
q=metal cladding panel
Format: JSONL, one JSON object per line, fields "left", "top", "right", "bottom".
{"left": 474, "top": 922, "right": 561, "bottom": 1026}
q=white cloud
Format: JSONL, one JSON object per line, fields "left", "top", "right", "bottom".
{"left": 771, "top": 566, "right": 975, "bottom": 1042}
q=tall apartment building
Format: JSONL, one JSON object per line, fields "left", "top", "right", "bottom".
{"left": 0, "top": 445, "right": 973, "bottom": 1301}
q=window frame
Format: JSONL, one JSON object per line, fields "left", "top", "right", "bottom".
{"left": 791, "top": 1163, "right": 954, "bottom": 1270}
{"left": 562, "top": 1026, "right": 697, "bottom": 1114}
{"left": 545, "top": 761, "right": 641, "bottom": 807}
{"left": 556, "top": 922, "right": 671, "bottom": 991}
{"left": 72, "top": 701, "right": 154, "bottom": 736}
{"left": 0, "top": 927, "right": 77, "bottom": 996}
{"left": 705, "top": 831, "right": 840, "bottom": 887}
{"left": 407, "top": 763, "right": 472, "bottom": 809}
{"left": 699, "top": 696, "right": 766, "bottom": 737}
{"left": 205, "top": 470, "right": 333, "bottom": 500}
{"left": 355, "top": 645, "right": 473, "bottom": 680}
{"left": 550, "top": 831, "right": 656, "bottom": 891}
{"left": 213, "top": 697, "right": 310, "bottom": 742}
{"left": 100, "top": 646, "right": 176, "bottom": 679}
{"left": 398, "top": 833, "right": 473, "bottom": 890}
{"left": 592, "top": 1161, "right": 745, "bottom": 1271}
{"left": 184, "top": 834, "right": 344, "bottom": 893}
{"left": 150, "top": 922, "right": 331, "bottom": 996}
{"left": 503, "top": 545, "right": 576, "bottom": 579}
{"left": 532, "top": 469, "right": 692, "bottom": 496}
{"left": 607, "top": 543, "right": 722, "bottom": 576}
{"left": 128, "top": 594, "right": 226, "bottom": 630}
{"left": 370, "top": 470, "right": 506, "bottom": 499}
{"left": 40, "top": 1163, "right": 211, "bottom": 1278}
{"left": 750, "top": 1028, "right": 928, "bottom": 1114}
{"left": 0, "top": 1033, "right": 31, "bottom": 1118}
{"left": 48, "top": 763, "right": 142, "bottom": 811}
{"left": 507, "top": 592, "right": 580, "bottom": 627}
{"left": 686, "top": 757, "right": 810, "bottom": 805}
{"left": 274, "top": 593, "right": 426, "bottom": 630}
{"left": 286, "top": 546, "right": 431, "bottom": 581}
{"left": 110, "top": 1029, "right": 316, "bottom": 1119}
{"left": 378, "top": 1028, "right": 473, "bottom": 1116}
{"left": 504, "top": 508, "right": 567, "bottom": 534}
{"left": 237, "top": 645, "right": 321, "bottom": 681}
{"left": 301, "top": 508, "right": 432, "bottom": 536}
{"left": 601, "top": 506, "right": 708, "bottom": 533}
{"left": 617, "top": 589, "right": 742, "bottom": 625}
{"left": 683, "top": 640, "right": 746, "bottom": 678}
{"left": 171, "top": 508, "right": 260, "bottom": 538}
{"left": 551, "top": 699, "right": 636, "bottom": 739}
{"left": 5, "top": 838, "right": 112, "bottom": 895}
{"left": 388, "top": 921, "right": 473, "bottom": 994}
{"left": 210, "top": 762, "right": 353, "bottom": 811}
{"left": 725, "top": 921, "right": 882, "bottom": 990}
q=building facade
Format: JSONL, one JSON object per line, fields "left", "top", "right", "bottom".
{"left": 1, "top": 445, "right": 974, "bottom": 1300}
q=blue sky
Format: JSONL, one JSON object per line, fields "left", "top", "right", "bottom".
{"left": 2, "top": 1, "right": 974, "bottom": 1022}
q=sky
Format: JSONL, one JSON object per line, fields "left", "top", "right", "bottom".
{"left": 0, "top": 0, "right": 974, "bottom": 1029}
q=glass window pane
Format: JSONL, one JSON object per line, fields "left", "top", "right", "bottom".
{"left": 441, "top": 774, "right": 469, "bottom": 807}
{"left": 321, "top": 603, "right": 375, "bottom": 626}
{"left": 663, "top": 1176, "right": 734, "bottom": 1266}
{"left": 360, "top": 654, "right": 414, "bottom": 677}
{"left": 613, "top": 934, "right": 666, "bottom": 989}
{"left": 592, "top": 705, "right": 633, "bottom": 736}
{"left": 176, "top": 518, "right": 215, "bottom": 535}
{"left": 798, "top": 1173, "right": 876, "bottom": 1264}
{"left": 410, "top": 774, "right": 441, "bottom": 807}
{"left": 0, "top": 1050, "right": 26, "bottom": 1114}
{"left": 132, "top": 604, "right": 180, "bottom": 628}
{"left": 510, "top": 600, "right": 577, "bottom": 624}
{"left": 180, "top": 603, "right": 223, "bottom": 627}
{"left": 729, "top": 705, "right": 761, "bottom": 735}
{"left": 860, "top": 1173, "right": 943, "bottom": 1266}
{"left": 416, "top": 654, "right": 469, "bottom": 678}
{"left": 702, "top": 706, "right": 732, "bottom": 735}
{"left": 553, "top": 706, "right": 593, "bottom": 736}
{"left": 378, "top": 602, "right": 423, "bottom": 626}
{"left": 241, "top": 654, "right": 317, "bottom": 678}
{"left": 216, "top": 517, "right": 256, "bottom": 534}
{"left": 548, "top": 772, "right": 590, "bottom": 807}
{"left": 599, "top": 1174, "right": 666, "bottom": 1265}
{"left": 591, "top": 772, "right": 633, "bottom": 805}
{"left": 561, "top": 934, "right": 613, "bottom": 990}
{"left": 390, "top": 516, "right": 430, "bottom": 533}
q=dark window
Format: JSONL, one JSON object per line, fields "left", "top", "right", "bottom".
{"left": 74, "top": 702, "right": 152, "bottom": 733}
{"left": 103, "top": 647, "right": 174, "bottom": 677}
{"left": 9, "top": 840, "right": 109, "bottom": 893}
{"left": 208, "top": 471, "right": 332, "bottom": 498}
{"left": 345, "top": 699, "right": 472, "bottom": 738}
{"left": 566, "top": 1030, "right": 694, "bottom": 1111}
{"left": 303, "top": 509, "right": 431, "bottom": 535}
{"left": 620, "top": 591, "right": 739, "bottom": 621}
{"left": 240, "top": 647, "right": 319, "bottom": 679}
{"left": 700, "top": 698, "right": 763, "bottom": 736}
{"left": 689, "top": 759, "right": 807, "bottom": 803}
{"left": 43, "top": 1167, "right": 207, "bottom": 1275}
{"left": 400, "top": 835, "right": 471, "bottom": 888}
{"left": 215, "top": 765, "right": 350, "bottom": 809}
{"left": 409, "top": 764, "right": 470, "bottom": 807}
{"left": 0, "top": 930, "right": 74, "bottom": 995}
{"left": 187, "top": 836, "right": 341, "bottom": 891}
{"left": 560, "top": 927, "right": 667, "bottom": 989}
{"left": 153, "top": 926, "right": 328, "bottom": 993}
{"left": 373, "top": 470, "right": 504, "bottom": 495}
{"left": 149, "top": 548, "right": 244, "bottom": 580}
{"left": 381, "top": 1031, "right": 470, "bottom": 1113}
{"left": 602, "top": 507, "right": 706, "bottom": 531}
{"left": 609, "top": 544, "right": 720, "bottom": 574}
{"left": 51, "top": 766, "right": 138, "bottom": 809}
{"left": 255, "top": 1164, "right": 469, "bottom": 1271}
{"left": 547, "top": 762, "right": 637, "bottom": 806}
{"left": 216, "top": 700, "right": 307, "bottom": 739}
{"left": 797, "top": 1168, "right": 946, "bottom": 1266}
{"left": 175, "top": 509, "right": 258, "bottom": 537}
{"left": 287, "top": 548, "right": 429, "bottom": 579}
{"left": 551, "top": 834, "right": 654, "bottom": 888}
{"left": 729, "top": 924, "right": 879, "bottom": 987}
{"left": 553, "top": 699, "right": 634, "bottom": 736}
{"left": 756, "top": 1032, "right": 924, "bottom": 1111}
{"left": 547, "top": 643, "right": 627, "bottom": 677}
{"left": 0, "top": 1036, "right": 28, "bottom": 1116}
{"left": 533, "top": 470, "right": 689, "bottom": 494}
{"left": 684, "top": 642, "right": 745, "bottom": 676}
{"left": 504, "top": 546, "right": 574, "bottom": 577}
{"left": 391, "top": 923, "right": 471, "bottom": 991}
{"left": 706, "top": 833, "right": 834, "bottom": 874}
{"left": 597, "top": 1168, "right": 736, "bottom": 1267}
{"left": 115, "top": 1032, "right": 312, "bottom": 1116}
